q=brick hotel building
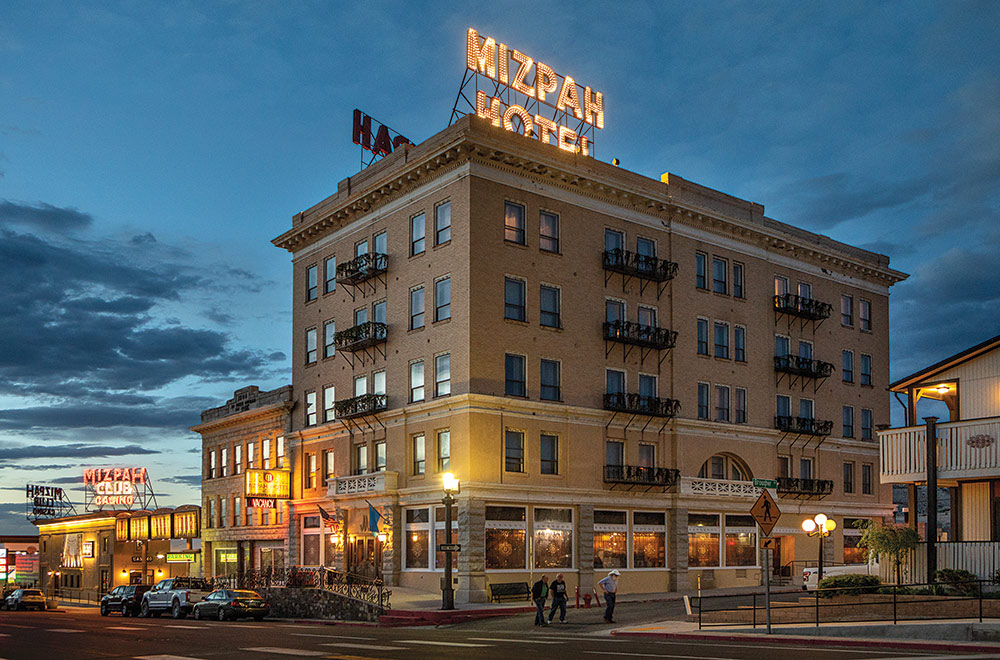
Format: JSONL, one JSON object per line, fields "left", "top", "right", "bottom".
{"left": 198, "top": 115, "right": 906, "bottom": 602}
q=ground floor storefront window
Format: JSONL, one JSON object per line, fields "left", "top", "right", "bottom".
{"left": 690, "top": 512, "right": 760, "bottom": 568}
{"left": 688, "top": 514, "right": 721, "bottom": 568}
{"left": 486, "top": 506, "right": 526, "bottom": 569}
{"left": 632, "top": 511, "right": 666, "bottom": 568}
{"left": 724, "top": 515, "right": 757, "bottom": 567}
{"left": 301, "top": 515, "right": 321, "bottom": 566}
{"left": 594, "top": 510, "right": 627, "bottom": 569}
{"left": 534, "top": 508, "right": 573, "bottom": 569}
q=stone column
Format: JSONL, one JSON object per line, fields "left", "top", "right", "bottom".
{"left": 577, "top": 504, "right": 595, "bottom": 596}
{"left": 667, "top": 508, "right": 690, "bottom": 592}
{"left": 457, "top": 496, "right": 487, "bottom": 603}
{"left": 285, "top": 502, "right": 298, "bottom": 567}
{"left": 381, "top": 501, "right": 400, "bottom": 587}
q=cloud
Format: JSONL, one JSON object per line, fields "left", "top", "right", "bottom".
{"left": 0, "top": 199, "right": 94, "bottom": 232}
{"left": 0, "top": 404, "right": 196, "bottom": 431}
{"left": 0, "top": 443, "right": 160, "bottom": 460}
{"left": 160, "top": 474, "right": 202, "bottom": 486}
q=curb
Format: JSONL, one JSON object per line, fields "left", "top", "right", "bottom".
{"left": 611, "top": 630, "right": 1000, "bottom": 653}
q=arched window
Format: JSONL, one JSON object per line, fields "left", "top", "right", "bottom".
{"left": 698, "top": 453, "right": 752, "bottom": 481}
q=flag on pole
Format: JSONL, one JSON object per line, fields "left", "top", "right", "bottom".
{"left": 317, "top": 504, "right": 335, "bottom": 529}
{"left": 366, "top": 500, "right": 382, "bottom": 535}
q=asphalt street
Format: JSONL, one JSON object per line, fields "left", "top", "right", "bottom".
{"left": 0, "top": 606, "right": 989, "bottom": 660}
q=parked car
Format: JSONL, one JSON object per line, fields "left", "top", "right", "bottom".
{"left": 140, "top": 577, "right": 212, "bottom": 618}
{"left": 192, "top": 589, "right": 270, "bottom": 621}
{"left": 803, "top": 562, "right": 879, "bottom": 590}
{"left": 100, "top": 584, "right": 151, "bottom": 617}
{"left": 3, "top": 588, "right": 46, "bottom": 611}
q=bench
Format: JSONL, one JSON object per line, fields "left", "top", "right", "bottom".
{"left": 488, "top": 581, "right": 531, "bottom": 603}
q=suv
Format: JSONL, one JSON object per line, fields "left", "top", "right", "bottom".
{"left": 141, "top": 577, "right": 212, "bottom": 619}
{"left": 100, "top": 584, "right": 151, "bottom": 617}
{"left": 4, "top": 588, "right": 46, "bottom": 611}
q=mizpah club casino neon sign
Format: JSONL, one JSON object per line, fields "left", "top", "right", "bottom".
{"left": 84, "top": 467, "right": 148, "bottom": 508}
{"left": 464, "top": 28, "right": 604, "bottom": 156}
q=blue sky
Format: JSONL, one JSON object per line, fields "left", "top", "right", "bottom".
{"left": 1, "top": 2, "right": 998, "bottom": 534}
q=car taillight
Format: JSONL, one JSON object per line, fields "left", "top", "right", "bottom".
{"left": 231, "top": 599, "right": 242, "bottom": 607}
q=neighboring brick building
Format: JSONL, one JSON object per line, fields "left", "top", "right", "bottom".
{"left": 193, "top": 385, "right": 293, "bottom": 578}
{"left": 252, "top": 115, "right": 906, "bottom": 602}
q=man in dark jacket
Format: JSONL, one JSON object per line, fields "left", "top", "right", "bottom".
{"left": 531, "top": 575, "right": 549, "bottom": 626}
{"left": 548, "top": 573, "right": 568, "bottom": 623}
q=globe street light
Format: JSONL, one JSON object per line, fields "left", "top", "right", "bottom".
{"left": 801, "top": 513, "right": 837, "bottom": 582}
{"left": 441, "top": 472, "right": 460, "bottom": 611}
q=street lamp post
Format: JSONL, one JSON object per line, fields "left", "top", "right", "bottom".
{"left": 801, "top": 513, "right": 836, "bottom": 582}
{"left": 441, "top": 472, "right": 460, "bottom": 611}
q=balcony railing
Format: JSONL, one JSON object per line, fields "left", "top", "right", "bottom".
{"left": 604, "top": 393, "right": 680, "bottom": 418}
{"left": 602, "top": 249, "right": 678, "bottom": 283}
{"left": 604, "top": 464, "right": 680, "bottom": 488}
{"left": 880, "top": 417, "right": 1000, "bottom": 483}
{"left": 330, "top": 471, "right": 397, "bottom": 497}
{"left": 334, "top": 393, "right": 387, "bottom": 419}
{"left": 679, "top": 477, "right": 759, "bottom": 498}
{"left": 773, "top": 293, "right": 833, "bottom": 321}
{"left": 776, "top": 476, "right": 834, "bottom": 499}
{"left": 774, "top": 415, "right": 833, "bottom": 437}
{"left": 603, "top": 320, "right": 677, "bottom": 350}
{"left": 335, "top": 252, "right": 388, "bottom": 285}
{"left": 773, "top": 354, "right": 834, "bottom": 379}
{"left": 334, "top": 321, "right": 387, "bottom": 352}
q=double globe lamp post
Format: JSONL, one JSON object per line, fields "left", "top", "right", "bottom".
{"left": 441, "top": 472, "right": 460, "bottom": 611}
{"left": 801, "top": 513, "right": 836, "bottom": 582}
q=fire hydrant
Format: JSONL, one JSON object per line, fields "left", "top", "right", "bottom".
{"left": 583, "top": 593, "right": 592, "bottom": 608}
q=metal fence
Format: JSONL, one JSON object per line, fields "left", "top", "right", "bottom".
{"left": 211, "top": 567, "right": 391, "bottom": 613}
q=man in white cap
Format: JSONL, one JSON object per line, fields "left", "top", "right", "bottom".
{"left": 598, "top": 569, "right": 620, "bottom": 623}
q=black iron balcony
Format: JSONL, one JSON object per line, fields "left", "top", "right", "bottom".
{"left": 603, "top": 320, "right": 678, "bottom": 350}
{"left": 334, "top": 393, "right": 387, "bottom": 419}
{"left": 604, "top": 464, "right": 680, "bottom": 488}
{"left": 776, "top": 476, "right": 834, "bottom": 499}
{"left": 603, "top": 249, "right": 678, "bottom": 283}
{"left": 773, "top": 293, "right": 832, "bottom": 321}
{"left": 333, "top": 322, "right": 387, "bottom": 352}
{"left": 604, "top": 393, "right": 680, "bottom": 418}
{"left": 335, "top": 252, "right": 388, "bottom": 285}
{"left": 774, "top": 415, "right": 833, "bottom": 437}
{"left": 773, "top": 354, "right": 834, "bottom": 379}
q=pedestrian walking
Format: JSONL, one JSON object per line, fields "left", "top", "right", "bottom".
{"left": 531, "top": 575, "right": 550, "bottom": 626}
{"left": 548, "top": 573, "right": 568, "bottom": 623}
{"left": 598, "top": 569, "right": 620, "bottom": 623}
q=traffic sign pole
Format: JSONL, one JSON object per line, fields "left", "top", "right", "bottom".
{"left": 760, "top": 524, "right": 771, "bottom": 634}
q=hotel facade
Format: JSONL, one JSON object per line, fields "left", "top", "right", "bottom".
{"left": 200, "top": 116, "right": 906, "bottom": 602}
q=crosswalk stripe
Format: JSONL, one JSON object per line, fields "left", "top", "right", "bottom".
{"left": 241, "top": 649, "right": 328, "bottom": 657}
{"left": 290, "top": 633, "right": 375, "bottom": 640}
{"left": 319, "top": 643, "right": 407, "bottom": 651}
{"left": 399, "top": 640, "right": 491, "bottom": 648}
{"left": 468, "top": 637, "right": 562, "bottom": 644}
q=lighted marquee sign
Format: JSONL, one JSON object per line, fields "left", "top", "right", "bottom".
{"left": 84, "top": 467, "right": 156, "bottom": 511}
{"left": 463, "top": 28, "right": 604, "bottom": 155}
{"left": 166, "top": 552, "right": 198, "bottom": 564}
{"left": 24, "top": 484, "right": 77, "bottom": 521}
{"left": 245, "top": 469, "right": 291, "bottom": 506}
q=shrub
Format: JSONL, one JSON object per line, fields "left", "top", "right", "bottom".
{"left": 817, "top": 574, "right": 881, "bottom": 597}
{"left": 935, "top": 569, "right": 981, "bottom": 596}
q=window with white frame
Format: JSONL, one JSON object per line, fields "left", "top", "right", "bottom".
{"left": 485, "top": 506, "right": 526, "bottom": 569}
{"left": 354, "top": 374, "right": 367, "bottom": 397}
{"left": 725, "top": 515, "right": 757, "bottom": 566}
{"left": 410, "top": 360, "right": 424, "bottom": 402}
{"left": 410, "top": 286, "right": 425, "bottom": 329}
{"left": 593, "top": 510, "right": 627, "bottom": 569}
{"left": 688, "top": 513, "right": 720, "bottom": 567}
{"left": 434, "top": 277, "right": 451, "bottom": 323}
{"left": 277, "top": 436, "right": 285, "bottom": 468}
{"left": 714, "top": 322, "right": 729, "bottom": 358}
{"left": 412, "top": 434, "right": 425, "bottom": 475}
{"left": 435, "top": 354, "right": 450, "bottom": 397}
{"left": 235, "top": 444, "right": 242, "bottom": 475}
{"left": 375, "top": 440, "right": 386, "bottom": 471}
{"left": 324, "top": 256, "right": 336, "bottom": 294}
{"left": 323, "top": 320, "right": 336, "bottom": 359}
{"left": 539, "top": 211, "right": 559, "bottom": 252}
{"left": 306, "top": 264, "right": 318, "bottom": 301}
{"left": 534, "top": 508, "right": 573, "bottom": 569}
{"left": 715, "top": 384, "right": 730, "bottom": 422}
{"left": 305, "top": 327, "right": 317, "bottom": 364}
{"left": 734, "top": 387, "right": 747, "bottom": 424}
{"left": 305, "top": 391, "right": 317, "bottom": 426}
{"left": 354, "top": 443, "right": 367, "bottom": 475}
{"left": 435, "top": 201, "right": 451, "bottom": 245}
{"left": 410, "top": 212, "right": 426, "bottom": 256}
{"left": 323, "top": 385, "right": 335, "bottom": 422}
{"left": 221, "top": 447, "right": 229, "bottom": 477}
{"left": 437, "top": 430, "right": 450, "bottom": 471}
{"left": 633, "top": 511, "right": 666, "bottom": 568}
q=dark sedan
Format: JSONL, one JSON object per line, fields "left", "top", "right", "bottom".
{"left": 192, "top": 589, "right": 269, "bottom": 621}
{"left": 100, "top": 584, "right": 151, "bottom": 617}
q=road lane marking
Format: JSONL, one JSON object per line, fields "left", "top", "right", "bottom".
{"left": 318, "top": 643, "right": 407, "bottom": 651}
{"left": 468, "top": 637, "right": 562, "bottom": 644}
{"left": 290, "top": 633, "right": 375, "bottom": 640}
{"left": 398, "top": 640, "right": 491, "bottom": 647}
{"left": 653, "top": 640, "right": 903, "bottom": 654}
{"left": 586, "top": 652, "right": 706, "bottom": 659}
{"left": 241, "top": 649, "right": 329, "bottom": 657}
{"left": 164, "top": 624, "right": 205, "bottom": 629}
{"left": 45, "top": 628, "right": 85, "bottom": 633}
{"left": 108, "top": 626, "right": 148, "bottom": 630}
{"left": 135, "top": 656, "right": 208, "bottom": 660}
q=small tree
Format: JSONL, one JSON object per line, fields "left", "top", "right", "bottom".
{"left": 855, "top": 519, "right": 921, "bottom": 585}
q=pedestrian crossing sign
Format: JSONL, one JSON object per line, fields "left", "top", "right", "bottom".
{"left": 750, "top": 489, "right": 780, "bottom": 537}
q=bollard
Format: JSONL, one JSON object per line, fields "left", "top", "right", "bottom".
{"left": 575, "top": 585, "right": 579, "bottom": 609}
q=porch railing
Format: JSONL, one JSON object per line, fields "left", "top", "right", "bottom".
{"left": 878, "top": 541, "right": 1000, "bottom": 584}
{"left": 879, "top": 417, "right": 1000, "bottom": 483}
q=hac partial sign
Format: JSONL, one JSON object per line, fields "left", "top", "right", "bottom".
{"left": 353, "top": 109, "right": 412, "bottom": 158}
{"left": 467, "top": 28, "right": 604, "bottom": 155}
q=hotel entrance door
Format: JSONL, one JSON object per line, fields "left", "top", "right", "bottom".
{"left": 347, "top": 537, "right": 382, "bottom": 579}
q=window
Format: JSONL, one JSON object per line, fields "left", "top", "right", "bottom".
{"left": 841, "top": 294, "right": 853, "bottom": 326}
{"left": 486, "top": 506, "right": 526, "bottom": 569}
{"left": 778, "top": 456, "right": 790, "bottom": 478}
{"left": 606, "top": 299, "right": 624, "bottom": 324}
{"left": 861, "top": 408, "right": 873, "bottom": 440}
{"left": 861, "top": 354, "right": 872, "bottom": 386}
{"left": 633, "top": 511, "right": 666, "bottom": 568}
{"left": 733, "top": 262, "right": 745, "bottom": 298}
{"left": 354, "top": 374, "right": 367, "bottom": 397}
{"left": 776, "top": 394, "right": 791, "bottom": 418}
{"left": 798, "top": 281, "right": 812, "bottom": 300}
{"left": 725, "top": 514, "right": 757, "bottom": 567}
{"left": 435, "top": 354, "right": 450, "bottom": 397}
{"left": 437, "top": 430, "right": 450, "bottom": 471}
{"left": 276, "top": 435, "right": 285, "bottom": 469}
{"left": 354, "top": 443, "right": 367, "bottom": 475}
{"left": 374, "top": 230, "right": 387, "bottom": 255}
{"left": 799, "top": 398, "right": 814, "bottom": 420}
{"left": 715, "top": 385, "right": 730, "bottom": 422}
{"left": 775, "top": 334, "right": 790, "bottom": 358}
{"left": 324, "top": 450, "right": 335, "bottom": 483}
{"left": 734, "top": 387, "right": 747, "bottom": 424}
{"left": 405, "top": 508, "right": 430, "bottom": 569}
{"left": 504, "top": 201, "right": 525, "bottom": 244}
{"left": 305, "top": 391, "right": 317, "bottom": 426}
{"left": 712, "top": 257, "right": 727, "bottom": 294}
{"left": 306, "top": 264, "right": 318, "bottom": 301}
{"left": 307, "top": 453, "right": 317, "bottom": 489}
{"left": 540, "top": 434, "right": 558, "bottom": 474}
{"left": 505, "top": 429, "right": 524, "bottom": 472}
{"left": 714, "top": 322, "right": 729, "bottom": 359}
{"left": 594, "top": 510, "right": 627, "bottom": 569}
{"left": 799, "top": 340, "right": 813, "bottom": 361}
{"left": 688, "top": 513, "right": 720, "bottom": 568}
{"left": 697, "top": 382, "right": 710, "bottom": 419}
{"left": 373, "top": 298, "right": 386, "bottom": 328}
{"left": 540, "top": 359, "right": 560, "bottom": 401}
{"left": 324, "top": 256, "right": 336, "bottom": 294}
{"left": 605, "top": 228, "right": 623, "bottom": 254}
{"left": 263, "top": 438, "right": 271, "bottom": 470}
{"left": 435, "top": 277, "right": 451, "bottom": 322}
{"left": 638, "top": 305, "right": 656, "bottom": 329}
{"left": 205, "top": 499, "right": 214, "bottom": 528}
{"left": 862, "top": 464, "right": 873, "bottom": 494}
{"left": 505, "top": 354, "right": 526, "bottom": 396}
{"left": 208, "top": 449, "right": 216, "bottom": 479}
{"left": 639, "top": 373, "right": 657, "bottom": 398}
{"left": 844, "top": 461, "right": 855, "bottom": 494}
{"left": 843, "top": 405, "right": 854, "bottom": 438}
{"left": 410, "top": 360, "right": 424, "bottom": 402}
{"left": 373, "top": 369, "right": 385, "bottom": 396}
{"left": 540, "top": 285, "right": 560, "bottom": 327}
{"left": 734, "top": 326, "right": 746, "bottom": 362}
{"left": 219, "top": 497, "right": 225, "bottom": 528}
{"left": 375, "top": 440, "right": 386, "bottom": 471}
{"left": 323, "top": 320, "right": 335, "bottom": 359}
{"left": 539, "top": 211, "right": 559, "bottom": 252}
{"left": 413, "top": 434, "right": 425, "bottom": 475}
{"left": 435, "top": 201, "right": 451, "bottom": 245}
{"left": 410, "top": 287, "right": 425, "bottom": 329}
{"left": 860, "top": 299, "right": 871, "bottom": 331}
{"left": 504, "top": 277, "right": 526, "bottom": 321}
{"left": 842, "top": 350, "right": 854, "bottom": 383}
{"left": 235, "top": 444, "right": 242, "bottom": 475}
{"left": 533, "top": 508, "right": 573, "bottom": 568}
{"left": 606, "top": 369, "right": 625, "bottom": 395}
{"left": 800, "top": 457, "right": 813, "bottom": 480}
{"left": 697, "top": 318, "right": 709, "bottom": 355}
{"left": 354, "top": 306, "right": 368, "bottom": 326}
{"left": 305, "top": 327, "right": 317, "bottom": 364}
{"left": 605, "top": 440, "right": 624, "bottom": 466}
{"left": 247, "top": 441, "right": 255, "bottom": 468}
{"left": 410, "top": 213, "right": 425, "bottom": 256}
{"left": 696, "top": 252, "right": 708, "bottom": 289}
{"left": 774, "top": 275, "right": 789, "bottom": 297}
{"left": 638, "top": 443, "right": 655, "bottom": 467}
